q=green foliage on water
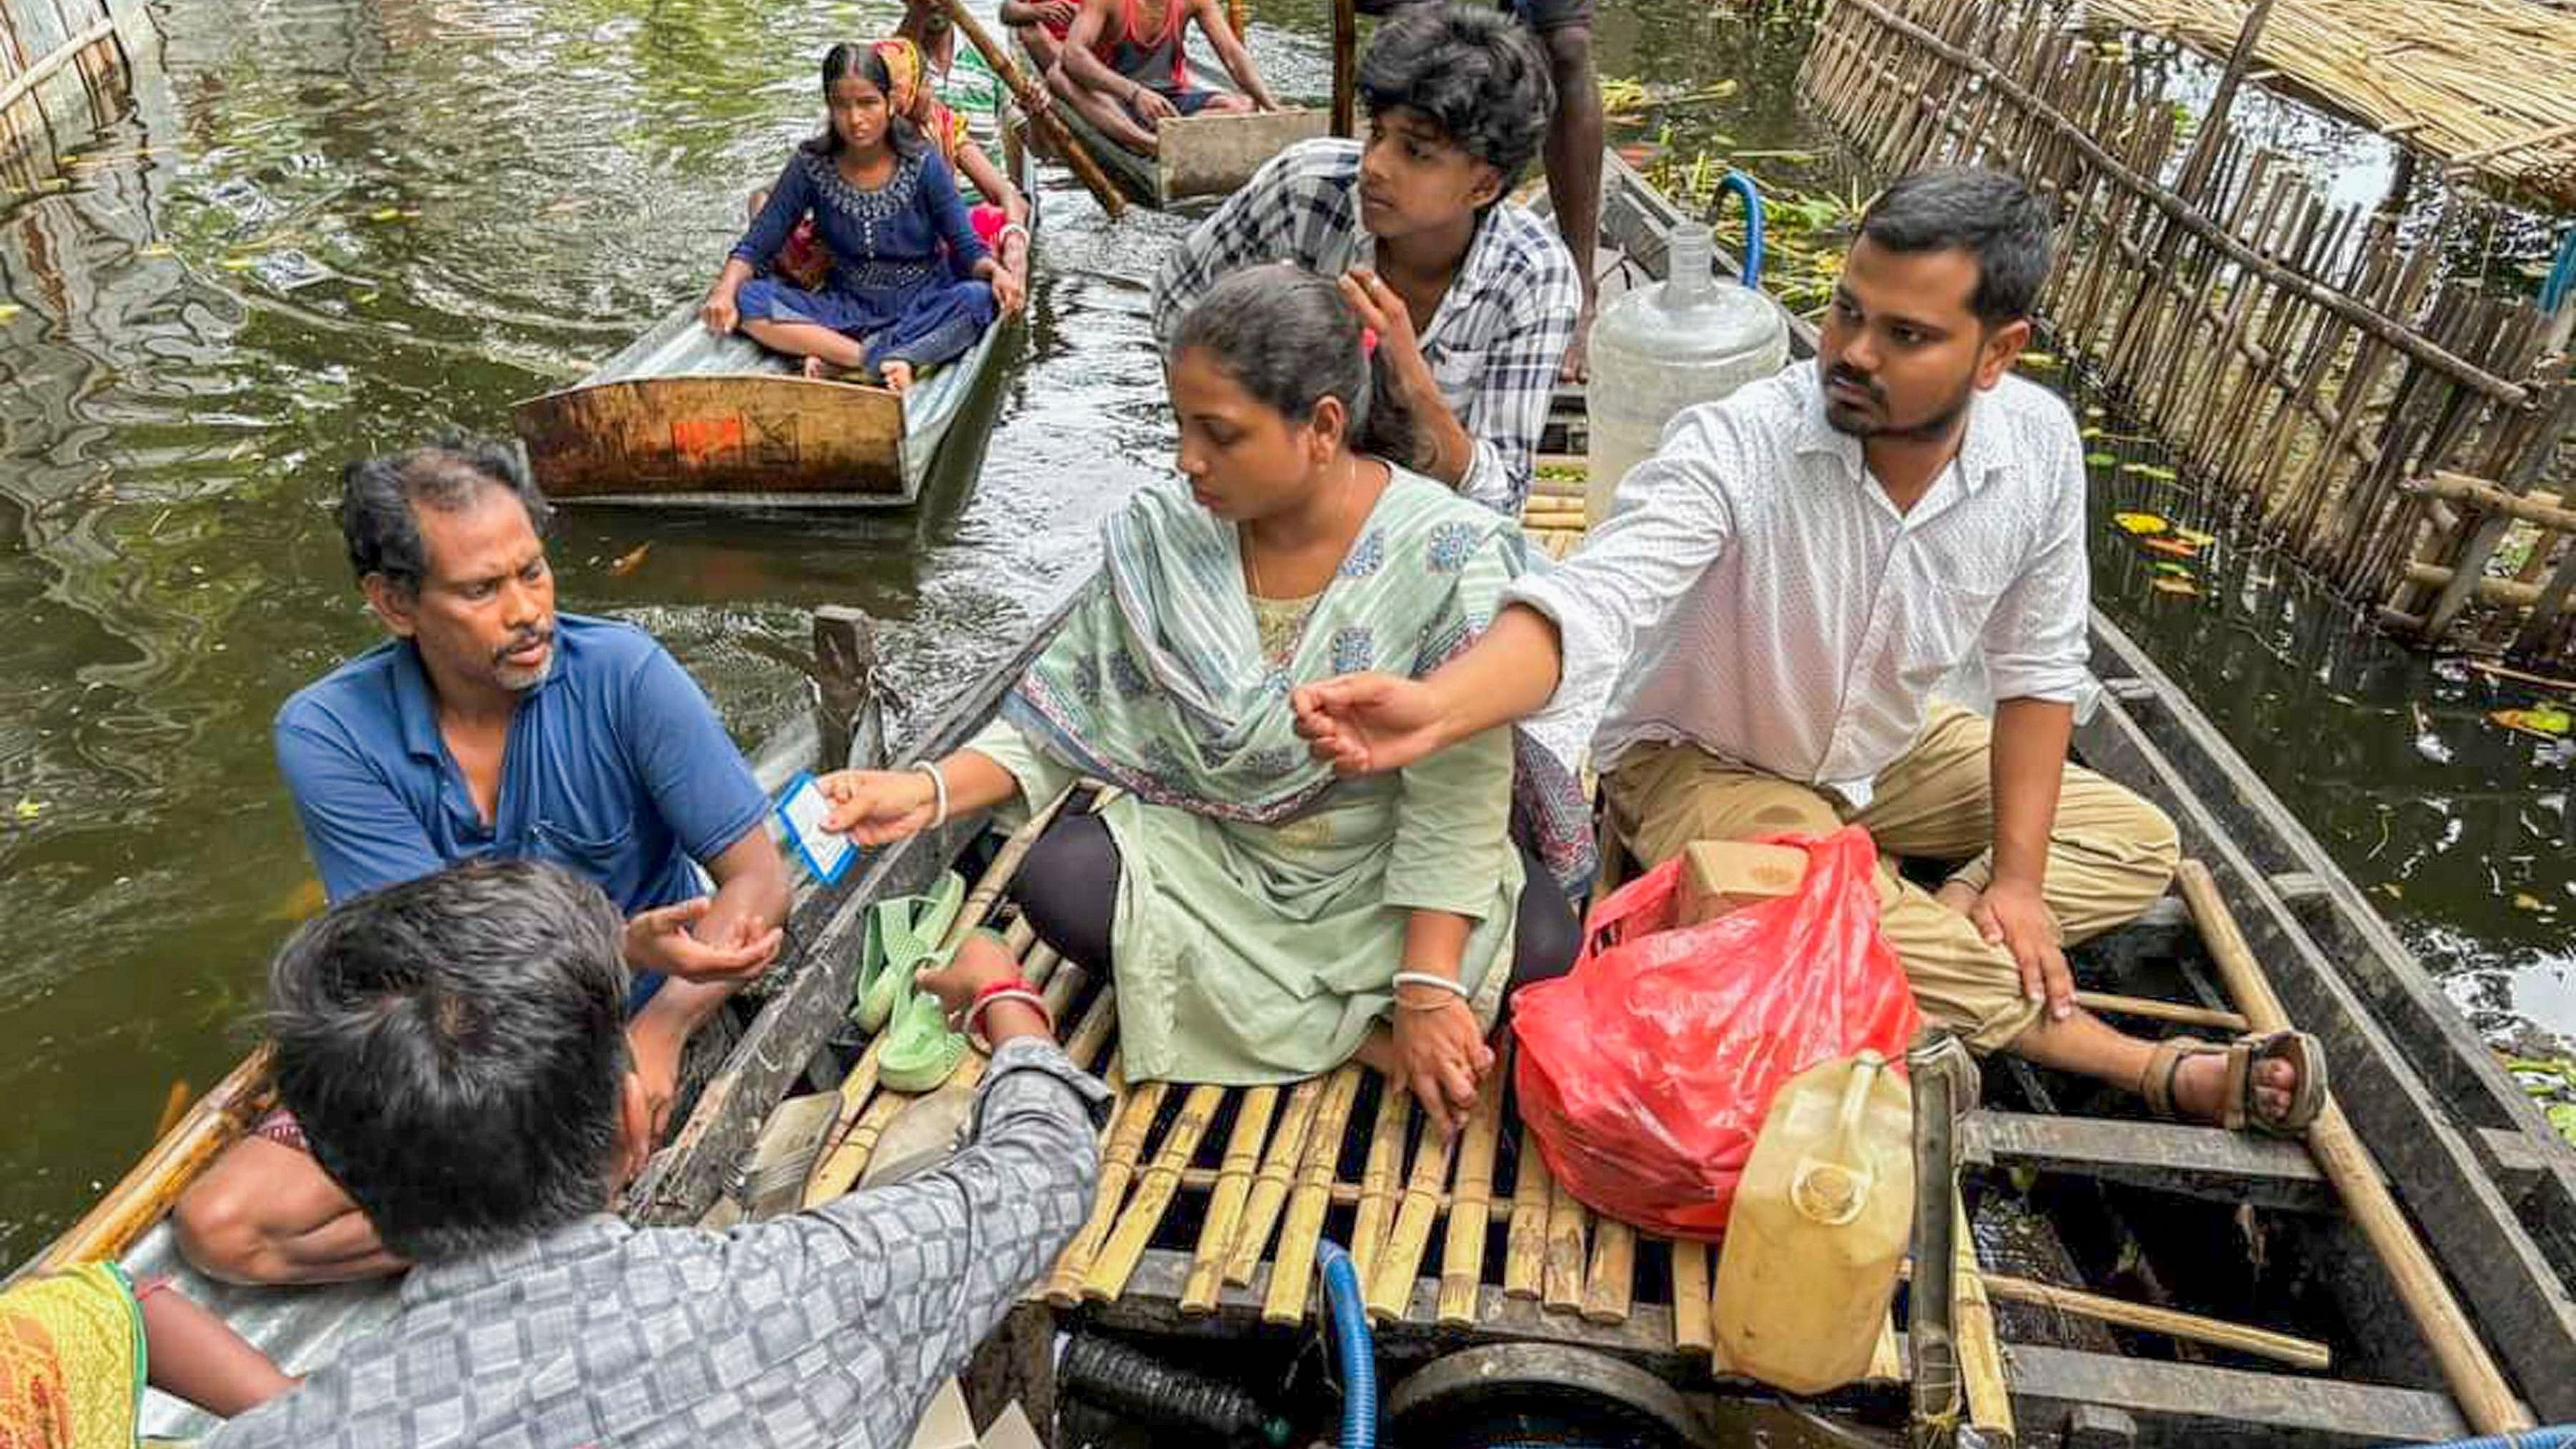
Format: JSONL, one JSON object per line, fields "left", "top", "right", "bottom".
{"left": 2506, "top": 1057, "right": 2576, "bottom": 1147}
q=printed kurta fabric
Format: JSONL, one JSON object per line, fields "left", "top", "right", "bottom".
{"left": 967, "top": 468, "right": 1592, "bottom": 1084}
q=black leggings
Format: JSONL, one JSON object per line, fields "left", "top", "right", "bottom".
{"left": 1007, "top": 812, "right": 1582, "bottom": 1011}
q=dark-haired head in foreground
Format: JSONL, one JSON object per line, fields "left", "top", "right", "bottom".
{"left": 1354, "top": 4, "right": 1553, "bottom": 238}
{"left": 1819, "top": 165, "right": 2052, "bottom": 444}
{"left": 268, "top": 858, "right": 644, "bottom": 1262}
{"left": 339, "top": 438, "right": 558, "bottom": 704}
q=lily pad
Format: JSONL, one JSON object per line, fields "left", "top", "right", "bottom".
{"left": 2113, "top": 512, "right": 2168, "bottom": 535}
{"left": 2490, "top": 704, "right": 2573, "bottom": 739}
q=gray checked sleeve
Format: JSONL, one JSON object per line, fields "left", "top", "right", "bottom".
{"left": 745, "top": 1038, "right": 1109, "bottom": 1446}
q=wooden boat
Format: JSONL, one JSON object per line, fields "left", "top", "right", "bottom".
{"left": 21, "top": 155, "right": 2576, "bottom": 1447}
{"left": 508, "top": 127, "right": 1039, "bottom": 510}
{"left": 1010, "top": 32, "right": 1324, "bottom": 207}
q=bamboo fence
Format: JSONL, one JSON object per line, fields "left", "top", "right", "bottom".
{"left": 0, "top": 0, "right": 123, "bottom": 163}
{"left": 1801, "top": 0, "right": 2576, "bottom": 667}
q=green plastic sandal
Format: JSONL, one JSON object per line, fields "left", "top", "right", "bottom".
{"left": 851, "top": 871, "right": 969, "bottom": 1034}
{"left": 876, "top": 937, "right": 989, "bottom": 1094}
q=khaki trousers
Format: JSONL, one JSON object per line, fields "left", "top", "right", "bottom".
{"left": 1602, "top": 706, "right": 2181, "bottom": 1050}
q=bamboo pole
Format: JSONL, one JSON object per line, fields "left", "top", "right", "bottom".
{"left": 1953, "top": 1195, "right": 2015, "bottom": 1442}
{"left": 30, "top": 1046, "right": 275, "bottom": 1274}
{"left": 802, "top": 1092, "right": 908, "bottom": 1207}
{"left": 1542, "top": 1173, "right": 1589, "bottom": 1312}
{"left": 1062, "top": 985, "right": 1119, "bottom": 1072}
{"left": 1046, "top": 1077, "right": 1165, "bottom": 1305}
{"left": 2174, "top": 0, "right": 2276, "bottom": 197}
{"left": 1184, "top": 1086, "right": 1280, "bottom": 1313}
{"left": 2177, "top": 860, "right": 2531, "bottom": 1434}
{"left": 1892, "top": 1261, "right": 2331, "bottom": 1369}
{"left": 1502, "top": 1135, "right": 1554, "bottom": 1299}
{"left": 1579, "top": 1220, "right": 1635, "bottom": 1325}
{"left": 1349, "top": 1079, "right": 1411, "bottom": 1286}
{"left": 1225, "top": 1074, "right": 1327, "bottom": 1286}
{"left": 1263, "top": 1066, "right": 1365, "bottom": 1325}
{"left": 2074, "top": 990, "right": 2249, "bottom": 1033}
{"left": 1670, "top": 1240, "right": 1714, "bottom": 1353}
{"left": 1330, "top": 0, "right": 1357, "bottom": 138}
{"left": 1366, "top": 1110, "right": 1458, "bottom": 1321}
{"left": 933, "top": 0, "right": 1126, "bottom": 219}
{"left": 1435, "top": 1064, "right": 1508, "bottom": 1327}
{"left": 1086, "top": 1082, "right": 1225, "bottom": 1301}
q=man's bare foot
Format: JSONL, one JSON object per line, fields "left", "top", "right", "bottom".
{"left": 1558, "top": 301, "right": 1595, "bottom": 383}
{"left": 880, "top": 359, "right": 916, "bottom": 395}
{"left": 2167, "top": 1048, "right": 2300, "bottom": 1126}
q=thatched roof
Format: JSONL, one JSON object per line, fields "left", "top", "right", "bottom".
{"left": 2085, "top": 0, "right": 2576, "bottom": 206}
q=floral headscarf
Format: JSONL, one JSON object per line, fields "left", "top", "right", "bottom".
{"left": 872, "top": 38, "right": 971, "bottom": 167}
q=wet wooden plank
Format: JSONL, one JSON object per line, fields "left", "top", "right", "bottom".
{"left": 1994, "top": 1341, "right": 2472, "bottom": 1448}
{"left": 1963, "top": 1109, "right": 2339, "bottom": 1212}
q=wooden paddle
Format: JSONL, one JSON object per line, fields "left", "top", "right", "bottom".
{"left": 934, "top": 0, "right": 1128, "bottom": 220}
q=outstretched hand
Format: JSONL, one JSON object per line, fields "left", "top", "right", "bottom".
{"left": 624, "top": 896, "right": 784, "bottom": 983}
{"left": 817, "top": 769, "right": 940, "bottom": 845}
{"left": 1290, "top": 672, "right": 1450, "bottom": 776}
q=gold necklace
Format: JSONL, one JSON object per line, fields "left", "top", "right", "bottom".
{"left": 1244, "top": 456, "right": 1360, "bottom": 599}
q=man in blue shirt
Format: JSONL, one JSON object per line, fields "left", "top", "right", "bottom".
{"left": 173, "top": 439, "right": 792, "bottom": 1285}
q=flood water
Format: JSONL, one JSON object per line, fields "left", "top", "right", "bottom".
{"left": 0, "top": 0, "right": 2566, "bottom": 1264}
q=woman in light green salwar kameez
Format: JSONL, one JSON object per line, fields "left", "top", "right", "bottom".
{"left": 819, "top": 266, "right": 1593, "bottom": 1132}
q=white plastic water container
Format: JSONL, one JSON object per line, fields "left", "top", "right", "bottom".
{"left": 1584, "top": 211, "right": 1791, "bottom": 524}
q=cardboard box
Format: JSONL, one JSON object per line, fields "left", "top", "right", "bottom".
{"left": 1678, "top": 840, "right": 1810, "bottom": 925}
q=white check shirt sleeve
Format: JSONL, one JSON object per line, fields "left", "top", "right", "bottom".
{"left": 1504, "top": 403, "right": 1737, "bottom": 702}
{"left": 1977, "top": 414, "right": 2092, "bottom": 704}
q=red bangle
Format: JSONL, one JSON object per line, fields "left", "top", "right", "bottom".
{"left": 964, "top": 983, "right": 1053, "bottom": 1053}
{"left": 968, "top": 975, "right": 1037, "bottom": 1011}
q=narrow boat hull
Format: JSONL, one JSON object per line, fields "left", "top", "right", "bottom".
{"left": 509, "top": 111, "right": 1035, "bottom": 509}
{"left": 1016, "top": 36, "right": 1322, "bottom": 207}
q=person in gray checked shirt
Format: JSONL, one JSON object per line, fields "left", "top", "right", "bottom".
{"left": 209, "top": 857, "right": 1107, "bottom": 1449}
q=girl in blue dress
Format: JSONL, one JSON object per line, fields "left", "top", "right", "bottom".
{"left": 701, "top": 42, "right": 1025, "bottom": 395}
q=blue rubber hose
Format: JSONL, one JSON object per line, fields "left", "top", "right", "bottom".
{"left": 1718, "top": 171, "right": 1767, "bottom": 292}
{"left": 2541, "top": 227, "right": 2576, "bottom": 316}
{"left": 2387, "top": 1428, "right": 2576, "bottom": 1448}
{"left": 1316, "top": 1240, "right": 1378, "bottom": 1449}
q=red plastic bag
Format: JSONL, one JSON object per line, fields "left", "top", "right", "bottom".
{"left": 1512, "top": 826, "right": 1922, "bottom": 1240}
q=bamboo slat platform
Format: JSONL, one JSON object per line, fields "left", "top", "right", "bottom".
{"left": 795, "top": 907, "right": 1916, "bottom": 1383}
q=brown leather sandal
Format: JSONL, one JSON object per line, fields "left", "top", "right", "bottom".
{"left": 2141, "top": 1030, "right": 2328, "bottom": 1137}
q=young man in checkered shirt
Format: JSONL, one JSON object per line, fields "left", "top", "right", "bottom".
{"left": 1149, "top": 3, "right": 1579, "bottom": 517}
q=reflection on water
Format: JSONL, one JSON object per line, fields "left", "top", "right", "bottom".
{"left": 0, "top": 0, "right": 1205, "bottom": 1260}
{"left": 0, "top": 0, "right": 2567, "bottom": 1264}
